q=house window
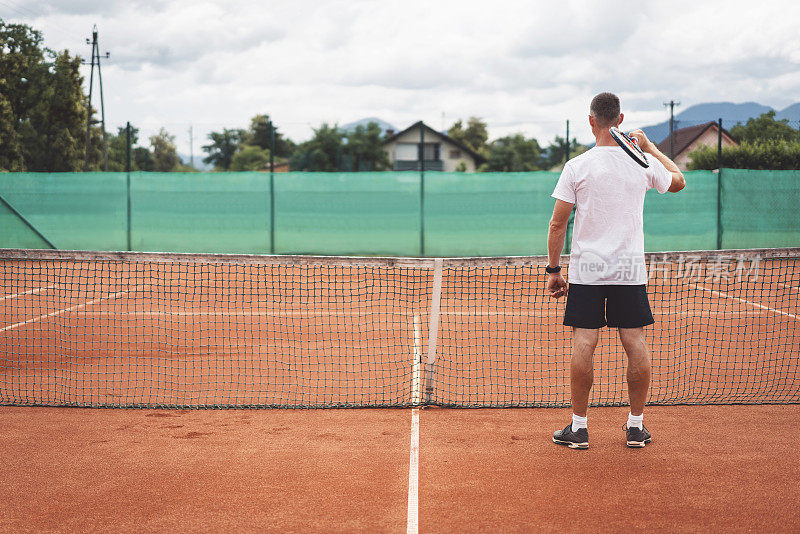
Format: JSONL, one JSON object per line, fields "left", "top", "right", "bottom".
{"left": 449, "top": 150, "right": 461, "bottom": 159}
{"left": 395, "top": 143, "right": 418, "bottom": 160}
{"left": 419, "top": 143, "right": 440, "bottom": 161}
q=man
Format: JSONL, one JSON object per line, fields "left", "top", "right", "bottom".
{"left": 546, "top": 92, "right": 685, "bottom": 449}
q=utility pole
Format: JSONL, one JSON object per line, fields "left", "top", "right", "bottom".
{"left": 565, "top": 119, "right": 570, "bottom": 164}
{"left": 83, "top": 25, "right": 111, "bottom": 171}
{"left": 188, "top": 125, "right": 194, "bottom": 170}
{"left": 663, "top": 100, "right": 680, "bottom": 160}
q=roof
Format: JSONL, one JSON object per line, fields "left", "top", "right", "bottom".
{"left": 656, "top": 121, "right": 737, "bottom": 156}
{"left": 382, "top": 121, "right": 487, "bottom": 164}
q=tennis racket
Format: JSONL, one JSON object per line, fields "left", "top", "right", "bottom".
{"left": 609, "top": 127, "right": 649, "bottom": 168}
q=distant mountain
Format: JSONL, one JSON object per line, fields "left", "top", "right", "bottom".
{"left": 640, "top": 102, "right": 798, "bottom": 144}
{"left": 340, "top": 117, "right": 396, "bottom": 136}
{"left": 776, "top": 103, "right": 800, "bottom": 122}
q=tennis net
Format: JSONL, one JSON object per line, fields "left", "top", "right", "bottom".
{"left": 1, "top": 248, "right": 798, "bottom": 408}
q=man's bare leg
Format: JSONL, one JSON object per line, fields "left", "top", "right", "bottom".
{"left": 570, "top": 327, "right": 599, "bottom": 417}
{"left": 618, "top": 327, "right": 651, "bottom": 415}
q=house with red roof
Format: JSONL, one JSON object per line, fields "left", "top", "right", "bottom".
{"left": 657, "top": 121, "right": 737, "bottom": 171}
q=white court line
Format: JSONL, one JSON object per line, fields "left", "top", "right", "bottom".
{"left": 0, "top": 289, "right": 135, "bottom": 333}
{"left": 693, "top": 284, "right": 799, "bottom": 321}
{"left": 0, "top": 284, "right": 57, "bottom": 302}
{"left": 778, "top": 282, "right": 800, "bottom": 293}
{"left": 407, "top": 407, "right": 420, "bottom": 534}
{"left": 406, "top": 314, "right": 422, "bottom": 534}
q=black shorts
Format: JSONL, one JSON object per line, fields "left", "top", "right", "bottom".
{"left": 563, "top": 284, "right": 654, "bottom": 329}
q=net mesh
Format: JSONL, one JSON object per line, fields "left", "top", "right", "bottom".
{"left": 1, "top": 248, "right": 798, "bottom": 408}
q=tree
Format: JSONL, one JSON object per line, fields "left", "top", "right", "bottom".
{"left": 688, "top": 140, "right": 800, "bottom": 170}
{"left": 104, "top": 124, "right": 160, "bottom": 172}
{"left": 230, "top": 145, "right": 270, "bottom": 171}
{"left": 243, "top": 114, "right": 295, "bottom": 158}
{"left": 202, "top": 128, "right": 244, "bottom": 171}
{"left": 0, "top": 93, "right": 23, "bottom": 170}
{"left": 346, "top": 122, "right": 390, "bottom": 171}
{"left": 0, "top": 20, "right": 90, "bottom": 171}
{"left": 448, "top": 117, "right": 489, "bottom": 154}
{"left": 150, "top": 128, "right": 181, "bottom": 171}
{"left": 540, "top": 136, "right": 584, "bottom": 169}
{"left": 485, "top": 134, "right": 542, "bottom": 171}
{"left": 133, "top": 147, "right": 154, "bottom": 171}
{"left": 730, "top": 111, "right": 800, "bottom": 144}
{"left": 289, "top": 123, "right": 345, "bottom": 171}
{"left": 105, "top": 125, "right": 136, "bottom": 171}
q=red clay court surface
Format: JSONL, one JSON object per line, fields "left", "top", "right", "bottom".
{"left": 1, "top": 251, "right": 799, "bottom": 530}
{"left": 1, "top": 405, "right": 799, "bottom": 532}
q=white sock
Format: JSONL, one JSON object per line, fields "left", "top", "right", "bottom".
{"left": 571, "top": 413, "right": 587, "bottom": 432}
{"left": 627, "top": 412, "right": 643, "bottom": 430}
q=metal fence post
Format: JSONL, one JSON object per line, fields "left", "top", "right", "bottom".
{"left": 269, "top": 119, "right": 276, "bottom": 254}
{"left": 126, "top": 121, "right": 132, "bottom": 251}
{"left": 716, "top": 118, "right": 723, "bottom": 250}
{"left": 420, "top": 122, "right": 425, "bottom": 256}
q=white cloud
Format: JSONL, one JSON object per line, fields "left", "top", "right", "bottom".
{"left": 2, "top": 0, "right": 799, "bottom": 153}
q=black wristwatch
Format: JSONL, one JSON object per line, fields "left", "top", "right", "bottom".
{"left": 545, "top": 265, "right": 561, "bottom": 274}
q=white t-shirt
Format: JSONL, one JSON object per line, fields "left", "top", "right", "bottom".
{"left": 551, "top": 146, "right": 672, "bottom": 285}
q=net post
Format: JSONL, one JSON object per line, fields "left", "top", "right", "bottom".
{"left": 716, "top": 118, "right": 723, "bottom": 250}
{"left": 422, "top": 258, "right": 443, "bottom": 404}
{"left": 411, "top": 314, "right": 421, "bottom": 405}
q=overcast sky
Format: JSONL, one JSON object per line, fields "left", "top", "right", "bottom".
{"left": 2, "top": 0, "right": 799, "bottom": 155}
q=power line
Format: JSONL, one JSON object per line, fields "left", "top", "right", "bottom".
{"left": 0, "top": 0, "right": 83, "bottom": 48}
{"left": 0, "top": 0, "right": 45, "bottom": 23}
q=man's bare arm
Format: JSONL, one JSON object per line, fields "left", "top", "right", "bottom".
{"left": 548, "top": 199, "right": 573, "bottom": 267}
{"left": 629, "top": 130, "right": 686, "bottom": 192}
{"left": 546, "top": 199, "right": 573, "bottom": 298}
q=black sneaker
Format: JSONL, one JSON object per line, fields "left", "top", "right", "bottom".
{"left": 624, "top": 424, "right": 652, "bottom": 448}
{"left": 553, "top": 423, "right": 588, "bottom": 449}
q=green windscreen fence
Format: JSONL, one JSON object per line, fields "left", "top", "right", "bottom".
{"left": 644, "top": 170, "right": 719, "bottom": 251}
{"left": 132, "top": 172, "right": 270, "bottom": 254}
{"left": 0, "top": 172, "right": 127, "bottom": 250}
{"left": 425, "top": 172, "right": 559, "bottom": 256}
{"left": 721, "top": 169, "right": 800, "bottom": 249}
{"left": 276, "top": 172, "right": 420, "bottom": 255}
{"left": 0, "top": 170, "right": 797, "bottom": 255}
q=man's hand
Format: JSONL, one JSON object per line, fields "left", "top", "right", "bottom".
{"left": 627, "top": 129, "right": 654, "bottom": 154}
{"left": 628, "top": 128, "right": 685, "bottom": 192}
{"left": 547, "top": 273, "right": 568, "bottom": 299}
